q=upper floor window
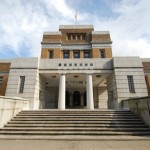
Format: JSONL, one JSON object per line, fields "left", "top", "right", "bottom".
{"left": 49, "top": 50, "right": 53, "bottom": 59}
{"left": 72, "top": 35, "right": 76, "bottom": 40}
{"left": 77, "top": 35, "right": 81, "bottom": 40}
{"left": 84, "top": 52, "right": 90, "bottom": 58}
{"left": 66, "top": 33, "right": 86, "bottom": 41}
{"left": 100, "top": 50, "right": 105, "bottom": 58}
{"left": 82, "top": 34, "right": 86, "bottom": 40}
{"left": 67, "top": 35, "right": 71, "bottom": 40}
{"left": 19, "top": 76, "right": 25, "bottom": 93}
{"left": 74, "top": 52, "right": 80, "bottom": 58}
{"left": 127, "top": 75, "right": 135, "bottom": 93}
{"left": 63, "top": 51, "right": 69, "bottom": 59}
{"left": 0, "top": 76, "right": 3, "bottom": 86}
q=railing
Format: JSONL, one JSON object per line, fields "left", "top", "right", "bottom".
{"left": 122, "top": 96, "right": 150, "bottom": 127}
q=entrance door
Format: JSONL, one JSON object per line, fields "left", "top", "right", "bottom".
{"left": 73, "top": 91, "right": 81, "bottom": 106}
{"left": 84, "top": 92, "right": 87, "bottom": 106}
{"left": 66, "top": 91, "right": 70, "bottom": 107}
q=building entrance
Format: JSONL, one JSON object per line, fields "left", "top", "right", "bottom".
{"left": 73, "top": 91, "right": 81, "bottom": 107}
{"left": 65, "top": 91, "right": 70, "bottom": 107}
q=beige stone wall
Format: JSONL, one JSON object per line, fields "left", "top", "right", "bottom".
{"left": 59, "top": 28, "right": 93, "bottom": 45}
{"left": 41, "top": 35, "right": 61, "bottom": 44}
{"left": 41, "top": 48, "right": 61, "bottom": 59}
{"left": 0, "top": 63, "right": 10, "bottom": 96}
{"left": 145, "top": 75, "right": 150, "bottom": 95}
{"left": 0, "top": 75, "right": 9, "bottom": 96}
{"left": 92, "top": 34, "right": 111, "bottom": 43}
{"left": 41, "top": 27, "right": 112, "bottom": 59}
{"left": 142, "top": 62, "right": 150, "bottom": 95}
{"left": 92, "top": 48, "right": 112, "bottom": 58}
{"left": 0, "top": 96, "right": 29, "bottom": 128}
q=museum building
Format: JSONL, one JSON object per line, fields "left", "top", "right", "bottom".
{"left": 0, "top": 25, "right": 150, "bottom": 110}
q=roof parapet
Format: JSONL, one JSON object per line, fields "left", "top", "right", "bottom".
{"left": 92, "top": 31, "right": 110, "bottom": 35}
{"left": 59, "top": 25, "right": 94, "bottom": 29}
{"left": 43, "top": 31, "right": 61, "bottom": 35}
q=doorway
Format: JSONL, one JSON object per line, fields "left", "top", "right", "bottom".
{"left": 73, "top": 91, "right": 81, "bottom": 106}
{"left": 84, "top": 91, "right": 87, "bottom": 106}
{"left": 66, "top": 91, "right": 70, "bottom": 107}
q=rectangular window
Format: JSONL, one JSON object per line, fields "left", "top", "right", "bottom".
{"left": 19, "top": 76, "right": 25, "bottom": 93}
{"left": 100, "top": 50, "right": 105, "bottom": 58}
{"left": 77, "top": 35, "right": 81, "bottom": 40}
{"left": 49, "top": 51, "right": 53, "bottom": 59}
{"left": 63, "top": 52, "right": 69, "bottom": 59}
{"left": 127, "top": 76, "right": 135, "bottom": 93}
{"left": 84, "top": 52, "right": 90, "bottom": 58}
{"left": 82, "top": 34, "right": 86, "bottom": 40}
{"left": 72, "top": 35, "right": 76, "bottom": 40}
{"left": 0, "top": 76, "right": 3, "bottom": 86}
{"left": 74, "top": 52, "right": 80, "bottom": 58}
{"left": 67, "top": 35, "right": 71, "bottom": 40}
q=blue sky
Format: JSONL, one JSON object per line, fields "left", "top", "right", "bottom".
{"left": 0, "top": 0, "right": 150, "bottom": 59}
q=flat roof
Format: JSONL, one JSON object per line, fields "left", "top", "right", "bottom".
{"left": 59, "top": 25, "right": 94, "bottom": 29}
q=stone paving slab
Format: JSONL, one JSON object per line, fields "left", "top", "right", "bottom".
{"left": 0, "top": 135, "right": 150, "bottom": 140}
{"left": 0, "top": 139, "right": 150, "bottom": 150}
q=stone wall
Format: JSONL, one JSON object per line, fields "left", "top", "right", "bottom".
{"left": 0, "top": 96, "right": 29, "bottom": 128}
{"left": 122, "top": 96, "right": 150, "bottom": 127}
{"left": 113, "top": 57, "right": 148, "bottom": 108}
{"left": 0, "top": 62, "right": 11, "bottom": 96}
{"left": 5, "top": 58, "right": 40, "bottom": 109}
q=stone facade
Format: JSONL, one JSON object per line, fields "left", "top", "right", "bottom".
{"left": 0, "top": 61, "right": 11, "bottom": 96}
{"left": 0, "top": 25, "right": 150, "bottom": 110}
{"left": 41, "top": 25, "right": 112, "bottom": 59}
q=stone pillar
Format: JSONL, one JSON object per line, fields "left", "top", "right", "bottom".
{"left": 58, "top": 74, "right": 66, "bottom": 110}
{"left": 86, "top": 74, "right": 94, "bottom": 110}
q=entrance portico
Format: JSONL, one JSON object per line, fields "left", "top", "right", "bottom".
{"left": 58, "top": 73, "right": 94, "bottom": 110}
{"left": 39, "top": 72, "right": 110, "bottom": 110}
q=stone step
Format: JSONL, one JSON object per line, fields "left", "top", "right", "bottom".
{"left": 1, "top": 110, "right": 149, "bottom": 139}
{"left": 17, "top": 113, "right": 137, "bottom": 116}
{"left": 11, "top": 118, "right": 141, "bottom": 121}
{"left": 1, "top": 127, "right": 150, "bottom": 132}
{"left": 8, "top": 120, "right": 145, "bottom": 124}
{"left": 20, "top": 111, "right": 133, "bottom": 114}
{"left": 15, "top": 115, "right": 138, "bottom": 118}
{"left": 4, "top": 124, "right": 147, "bottom": 128}
{"left": 0, "top": 131, "right": 150, "bottom": 136}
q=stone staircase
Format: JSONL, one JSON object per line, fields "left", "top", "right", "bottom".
{"left": 0, "top": 109, "right": 150, "bottom": 139}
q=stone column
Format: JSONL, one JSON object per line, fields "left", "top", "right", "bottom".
{"left": 86, "top": 74, "right": 94, "bottom": 110}
{"left": 58, "top": 74, "right": 66, "bottom": 110}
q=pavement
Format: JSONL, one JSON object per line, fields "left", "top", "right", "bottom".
{"left": 0, "top": 139, "right": 150, "bottom": 150}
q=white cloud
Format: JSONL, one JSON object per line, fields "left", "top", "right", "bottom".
{"left": 0, "top": 0, "right": 150, "bottom": 58}
{"left": 93, "top": 0, "right": 150, "bottom": 58}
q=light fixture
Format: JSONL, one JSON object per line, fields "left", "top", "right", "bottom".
{"left": 74, "top": 75, "right": 79, "bottom": 78}
{"left": 96, "top": 75, "right": 101, "bottom": 78}
{"left": 51, "top": 75, "right": 56, "bottom": 78}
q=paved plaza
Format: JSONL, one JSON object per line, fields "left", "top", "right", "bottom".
{"left": 0, "top": 139, "right": 150, "bottom": 150}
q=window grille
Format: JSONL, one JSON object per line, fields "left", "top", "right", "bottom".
{"left": 19, "top": 76, "right": 25, "bottom": 93}
{"left": 127, "top": 75, "right": 135, "bottom": 93}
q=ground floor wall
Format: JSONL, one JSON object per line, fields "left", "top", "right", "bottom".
{"left": 39, "top": 87, "right": 108, "bottom": 109}
{"left": 145, "top": 75, "right": 150, "bottom": 95}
